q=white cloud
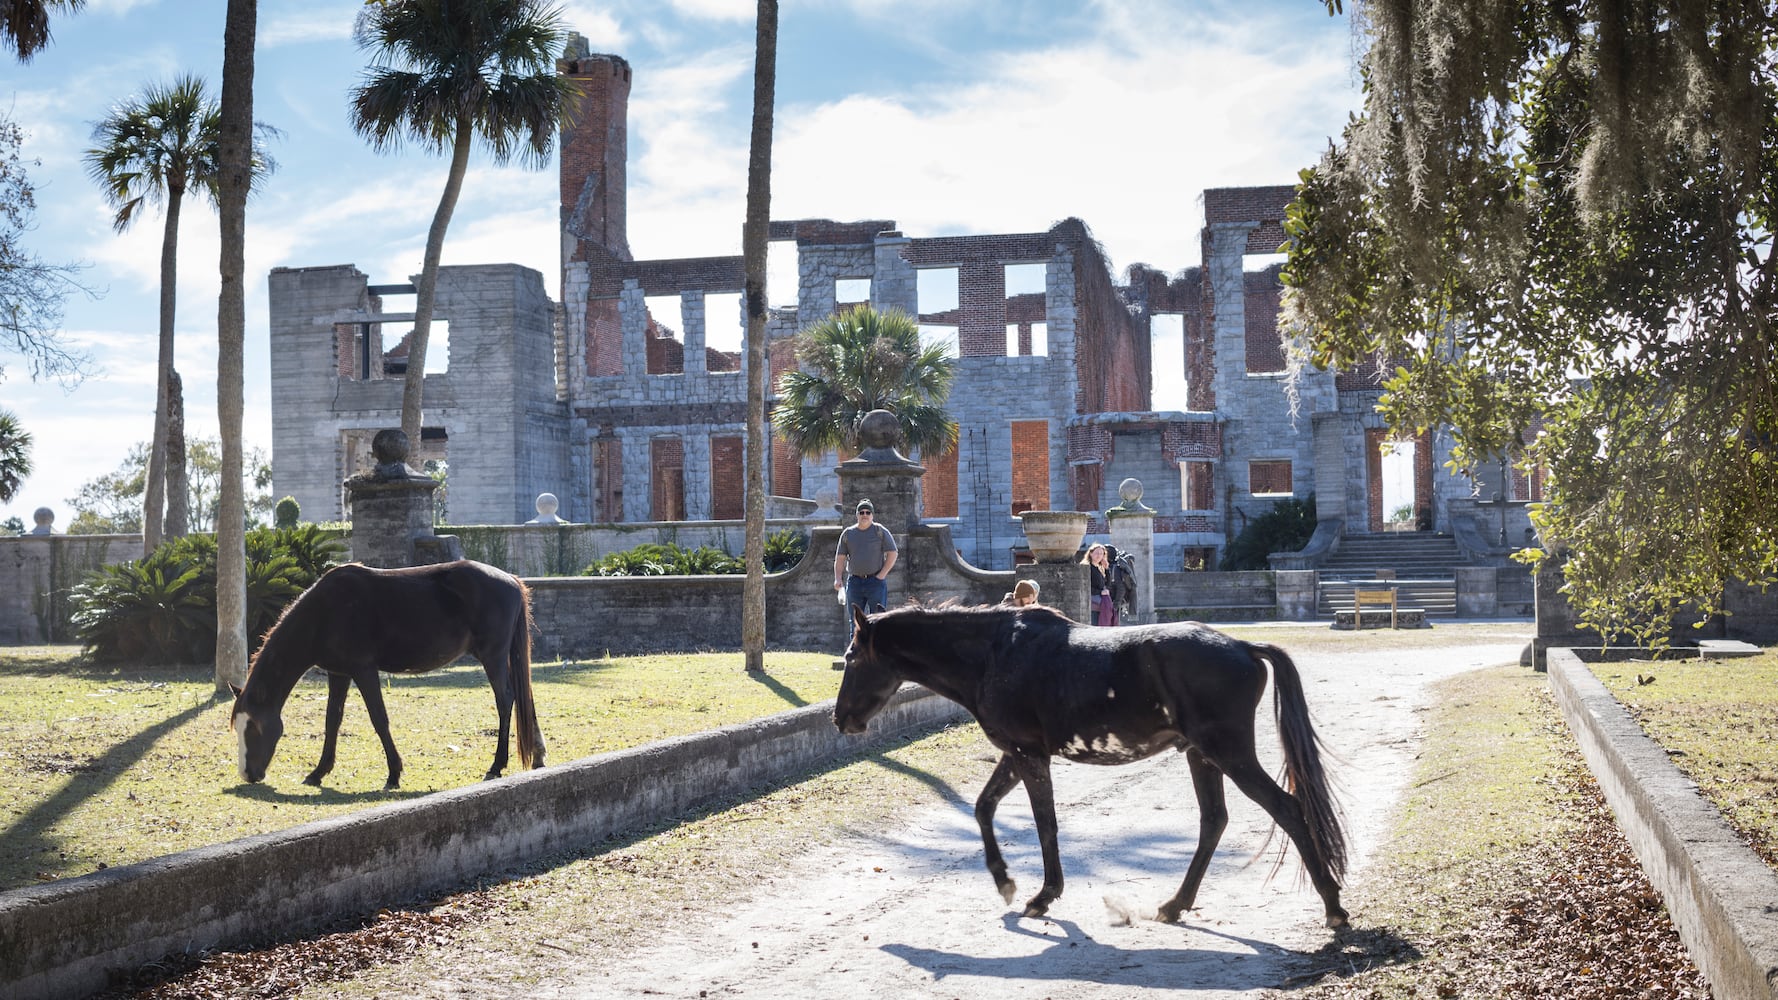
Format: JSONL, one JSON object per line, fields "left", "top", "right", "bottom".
{"left": 557, "top": 3, "right": 627, "bottom": 49}
{"left": 261, "top": 4, "right": 360, "bottom": 48}
{"left": 665, "top": 0, "right": 753, "bottom": 22}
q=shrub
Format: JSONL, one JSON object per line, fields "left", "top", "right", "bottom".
{"left": 70, "top": 527, "right": 347, "bottom": 664}
{"left": 764, "top": 528, "right": 808, "bottom": 572}
{"left": 581, "top": 529, "right": 808, "bottom": 576}
{"left": 1220, "top": 494, "right": 1317, "bottom": 571}
{"left": 274, "top": 496, "right": 301, "bottom": 529}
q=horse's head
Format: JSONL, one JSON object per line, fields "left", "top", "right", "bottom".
{"left": 834, "top": 604, "right": 901, "bottom": 735}
{"left": 228, "top": 684, "right": 284, "bottom": 783}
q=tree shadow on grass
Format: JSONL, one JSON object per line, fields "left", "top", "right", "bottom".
{"left": 0, "top": 697, "right": 216, "bottom": 887}
{"left": 744, "top": 668, "right": 808, "bottom": 709}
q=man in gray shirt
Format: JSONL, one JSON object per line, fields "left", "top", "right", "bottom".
{"left": 834, "top": 498, "right": 897, "bottom": 637}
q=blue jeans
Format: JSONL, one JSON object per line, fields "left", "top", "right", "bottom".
{"left": 844, "top": 574, "right": 888, "bottom": 638}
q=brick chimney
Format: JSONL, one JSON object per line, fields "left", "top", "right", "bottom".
{"left": 558, "top": 40, "right": 632, "bottom": 269}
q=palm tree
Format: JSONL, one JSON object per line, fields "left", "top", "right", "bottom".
{"left": 84, "top": 74, "right": 274, "bottom": 552}
{"left": 0, "top": 407, "right": 32, "bottom": 502}
{"left": 772, "top": 305, "right": 959, "bottom": 460}
{"left": 2, "top": 0, "right": 82, "bottom": 62}
{"left": 214, "top": 0, "right": 257, "bottom": 692}
{"left": 349, "top": 0, "right": 578, "bottom": 447}
{"left": 740, "top": 0, "right": 778, "bottom": 672}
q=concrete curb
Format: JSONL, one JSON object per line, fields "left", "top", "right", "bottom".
{"left": 1547, "top": 648, "right": 1778, "bottom": 999}
{"left": 0, "top": 685, "right": 967, "bottom": 1000}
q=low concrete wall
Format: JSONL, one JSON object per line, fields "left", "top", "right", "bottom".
{"left": 1152, "top": 570, "right": 1280, "bottom": 621}
{"left": 1548, "top": 649, "right": 1778, "bottom": 1000}
{"left": 0, "top": 535, "right": 140, "bottom": 644}
{"left": 0, "top": 686, "right": 967, "bottom": 1000}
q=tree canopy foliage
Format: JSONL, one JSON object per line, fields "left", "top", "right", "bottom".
{"left": 1285, "top": 0, "right": 1778, "bottom": 644}
{"left": 772, "top": 305, "right": 958, "bottom": 460}
{"left": 0, "top": 114, "right": 93, "bottom": 386}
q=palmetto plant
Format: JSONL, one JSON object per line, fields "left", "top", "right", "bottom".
{"left": 771, "top": 306, "right": 958, "bottom": 460}
{"left": 70, "top": 527, "right": 343, "bottom": 664}
{"left": 0, "top": 407, "right": 31, "bottom": 503}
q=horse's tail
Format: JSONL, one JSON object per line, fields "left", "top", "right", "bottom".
{"left": 1251, "top": 642, "right": 1347, "bottom": 883}
{"left": 512, "top": 578, "right": 544, "bottom": 769}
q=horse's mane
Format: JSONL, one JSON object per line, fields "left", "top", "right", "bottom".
{"left": 874, "top": 599, "right": 1072, "bottom": 626}
{"left": 244, "top": 564, "right": 345, "bottom": 681}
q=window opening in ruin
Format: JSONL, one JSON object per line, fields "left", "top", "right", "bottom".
{"left": 1249, "top": 459, "right": 1292, "bottom": 497}
{"left": 1181, "top": 460, "right": 1214, "bottom": 511}
{"left": 380, "top": 320, "right": 450, "bottom": 377}
{"left": 917, "top": 267, "right": 960, "bottom": 355}
{"left": 768, "top": 239, "right": 799, "bottom": 309}
{"left": 1004, "top": 262, "right": 1046, "bottom": 356}
{"left": 1151, "top": 313, "right": 1187, "bottom": 410}
{"left": 1182, "top": 547, "right": 1215, "bottom": 571}
{"left": 650, "top": 436, "right": 685, "bottom": 521}
{"left": 704, "top": 291, "right": 744, "bottom": 372}
{"left": 921, "top": 442, "right": 959, "bottom": 518}
{"left": 835, "top": 278, "right": 871, "bottom": 310}
{"left": 645, "top": 294, "right": 685, "bottom": 375}
{"left": 593, "top": 435, "right": 623, "bottom": 523}
{"left": 710, "top": 435, "right": 743, "bottom": 519}
{"left": 1380, "top": 439, "right": 1417, "bottom": 529}
{"left": 771, "top": 427, "right": 802, "bottom": 499}
{"left": 1010, "top": 420, "right": 1050, "bottom": 514}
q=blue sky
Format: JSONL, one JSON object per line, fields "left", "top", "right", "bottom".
{"left": 0, "top": 0, "right": 1360, "bottom": 528}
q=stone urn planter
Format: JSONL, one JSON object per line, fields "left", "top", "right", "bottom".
{"left": 1018, "top": 510, "right": 1090, "bottom": 563}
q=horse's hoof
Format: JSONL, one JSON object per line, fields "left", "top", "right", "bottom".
{"left": 384, "top": 779, "right": 400, "bottom": 791}
{"left": 1155, "top": 905, "right": 1183, "bottom": 924}
{"left": 1326, "top": 909, "right": 1350, "bottom": 929}
{"left": 997, "top": 880, "right": 1017, "bottom": 904}
{"left": 302, "top": 774, "right": 322, "bottom": 787}
{"left": 1020, "top": 902, "right": 1049, "bottom": 919}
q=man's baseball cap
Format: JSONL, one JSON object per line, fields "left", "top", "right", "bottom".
{"left": 855, "top": 499, "right": 874, "bottom": 512}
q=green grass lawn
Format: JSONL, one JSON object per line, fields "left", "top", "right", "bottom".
{"left": 0, "top": 645, "right": 842, "bottom": 891}
{"left": 1590, "top": 650, "right": 1778, "bottom": 870}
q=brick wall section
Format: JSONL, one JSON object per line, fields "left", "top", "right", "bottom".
{"left": 1062, "top": 220, "right": 1149, "bottom": 414}
{"left": 559, "top": 54, "right": 632, "bottom": 265}
{"left": 921, "top": 444, "right": 959, "bottom": 518}
{"left": 1204, "top": 185, "right": 1295, "bottom": 254}
{"left": 1364, "top": 427, "right": 1386, "bottom": 530}
{"left": 709, "top": 435, "right": 743, "bottom": 519}
{"left": 769, "top": 219, "right": 895, "bottom": 245}
{"left": 957, "top": 262, "right": 1007, "bottom": 357}
{"left": 650, "top": 437, "right": 684, "bottom": 521}
{"left": 1161, "top": 421, "right": 1220, "bottom": 461}
{"left": 1244, "top": 269, "right": 1285, "bottom": 374}
{"left": 1010, "top": 420, "right": 1050, "bottom": 512}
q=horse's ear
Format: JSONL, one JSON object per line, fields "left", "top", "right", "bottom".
{"left": 228, "top": 683, "right": 243, "bottom": 699}
{"left": 852, "top": 603, "right": 870, "bottom": 631}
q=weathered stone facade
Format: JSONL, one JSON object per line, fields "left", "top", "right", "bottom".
{"left": 266, "top": 37, "right": 1541, "bottom": 571}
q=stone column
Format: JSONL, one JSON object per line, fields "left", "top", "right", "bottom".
{"left": 835, "top": 409, "right": 924, "bottom": 610}
{"left": 345, "top": 430, "right": 459, "bottom": 568}
{"left": 1106, "top": 477, "right": 1156, "bottom": 625}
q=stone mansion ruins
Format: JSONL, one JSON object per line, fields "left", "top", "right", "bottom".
{"left": 268, "top": 41, "right": 1534, "bottom": 572}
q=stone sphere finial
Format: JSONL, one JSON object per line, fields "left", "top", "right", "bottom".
{"left": 371, "top": 429, "right": 410, "bottom": 467}
{"left": 30, "top": 507, "right": 53, "bottom": 534}
{"left": 858, "top": 409, "right": 901, "bottom": 450}
{"left": 1119, "top": 478, "right": 1144, "bottom": 504}
{"left": 535, "top": 492, "right": 559, "bottom": 517}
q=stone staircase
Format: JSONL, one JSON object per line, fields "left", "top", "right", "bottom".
{"left": 1315, "top": 533, "right": 1466, "bottom": 618}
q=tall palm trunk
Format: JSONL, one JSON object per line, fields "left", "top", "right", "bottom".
{"left": 165, "top": 368, "right": 188, "bottom": 535}
{"left": 400, "top": 111, "right": 473, "bottom": 447}
{"left": 214, "top": 0, "right": 255, "bottom": 693}
{"left": 142, "top": 182, "right": 182, "bottom": 554}
{"left": 741, "top": 0, "right": 778, "bottom": 671}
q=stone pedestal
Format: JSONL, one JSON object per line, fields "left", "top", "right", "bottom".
{"left": 1456, "top": 566, "right": 1499, "bottom": 618}
{"left": 1106, "top": 478, "right": 1156, "bottom": 625}
{"left": 345, "top": 429, "right": 459, "bottom": 568}
{"left": 1274, "top": 570, "right": 1318, "bottom": 621}
{"left": 1025, "top": 560, "right": 1089, "bottom": 625}
{"left": 835, "top": 410, "right": 924, "bottom": 610}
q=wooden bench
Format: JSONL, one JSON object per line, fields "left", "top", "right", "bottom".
{"left": 1351, "top": 587, "right": 1398, "bottom": 629}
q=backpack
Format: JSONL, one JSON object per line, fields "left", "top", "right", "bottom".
{"left": 1108, "top": 548, "right": 1137, "bottom": 616}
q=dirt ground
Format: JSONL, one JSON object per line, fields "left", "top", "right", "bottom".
{"left": 487, "top": 631, "right": 1533, "bottom": 1000}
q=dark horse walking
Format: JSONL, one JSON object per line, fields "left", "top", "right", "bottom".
{"left": 834, "top": 603, "right": 1348, "bottom": 927}
{"left": 229, "top": 560, "right": 544, "bottom": 790}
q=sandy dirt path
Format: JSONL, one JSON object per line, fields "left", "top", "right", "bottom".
{"left": 541, "top": 635, "right": 1529, "bottom": 999}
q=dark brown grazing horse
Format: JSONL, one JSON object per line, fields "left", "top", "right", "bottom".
{"left": 229, "top": 560, "right": 544, "bottom": 790}
{"left": 834, "top": 603, "right": 1348, "bottom": 927}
